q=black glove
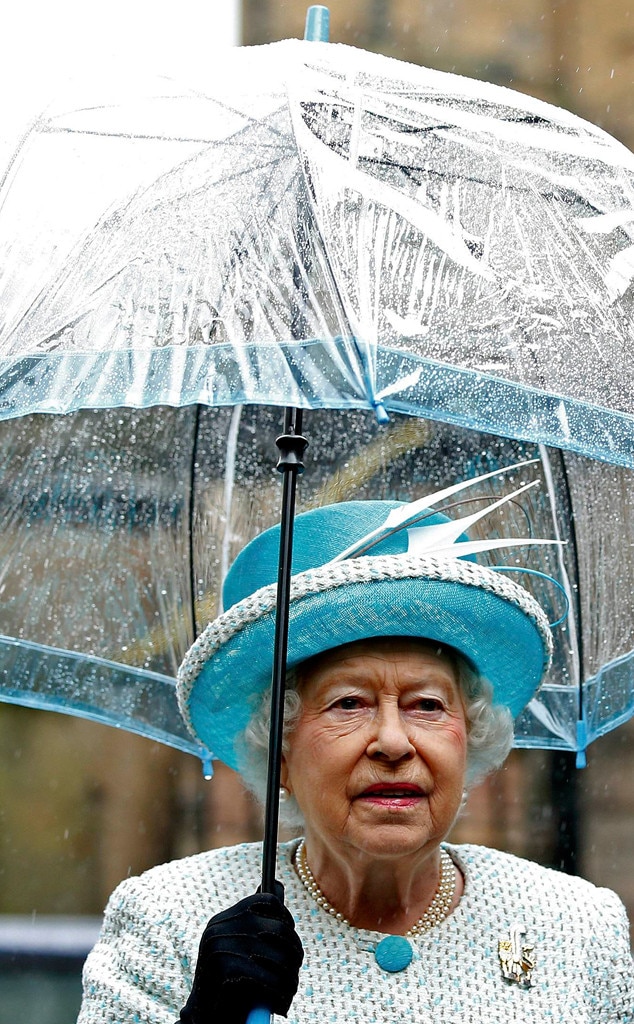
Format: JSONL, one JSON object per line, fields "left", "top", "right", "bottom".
{"left": 178, "top": 884, "right": 304, "bottom": 1024}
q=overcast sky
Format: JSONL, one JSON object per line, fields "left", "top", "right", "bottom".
{"left": 6, "top": 0, "right": 241, "bottom": 86}
{"left": 1, "top": 0, "right": 241, "bottom": 166}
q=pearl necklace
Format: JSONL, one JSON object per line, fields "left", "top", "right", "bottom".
{"left": 294, "top": 839, "right": 456, "bottom": 971}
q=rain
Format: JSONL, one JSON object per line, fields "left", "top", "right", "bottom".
{"left": 0, "top": 1, "right": 633, "bottom": 1021}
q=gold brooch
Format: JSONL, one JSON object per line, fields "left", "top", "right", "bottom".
{"left": 498, "top": 924, "right": 536, "bottom": 987}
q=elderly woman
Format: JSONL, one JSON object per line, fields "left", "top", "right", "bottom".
{"left": 78, "top": 498, "right": 634, "bottom": 1024}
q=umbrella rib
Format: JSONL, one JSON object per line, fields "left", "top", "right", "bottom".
{"left": 43, "top": 126, "right": 245, "bottom": 145}
{"left": 43, "top": 94, "right": 295, "bottom": 147}
{"left": 188, "top": 405, "right": 203, "bottom": 642}
{"left": 0, "top": 117, "right": 44, "bottom": 214}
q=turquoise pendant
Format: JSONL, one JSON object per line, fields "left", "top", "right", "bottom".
{"left": 374, "top": 935, "right": 414, "bottom": 972}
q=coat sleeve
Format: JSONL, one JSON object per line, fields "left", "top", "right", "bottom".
{"left": 586, "top": 888, "right": 634, "bottom": 1023}
{"left": 76, "top": 872, "right": 197, "bottom": 1024}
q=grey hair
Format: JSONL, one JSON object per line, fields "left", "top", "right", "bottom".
{"left": 239, "top": 652, "right": 514, "bottom": 829}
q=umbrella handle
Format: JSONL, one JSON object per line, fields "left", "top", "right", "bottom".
{"left": 246, "top": 1010, "right": 272, "bottom": 1024}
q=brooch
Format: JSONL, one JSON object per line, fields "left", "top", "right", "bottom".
{"left": 498, "top": 924, "right": 536, "bottom": 987}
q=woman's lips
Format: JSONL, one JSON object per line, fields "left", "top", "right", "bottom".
{"left": 356, "top": 783, "right": 425, "bottom": 806}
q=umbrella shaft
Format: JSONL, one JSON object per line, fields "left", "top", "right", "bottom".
{"left": 261, "top": 409, "right": 308, "bottom": 893}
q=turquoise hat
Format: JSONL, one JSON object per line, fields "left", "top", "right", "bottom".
{"left": 177, "top": 499, "right": 552, "bottom": 770}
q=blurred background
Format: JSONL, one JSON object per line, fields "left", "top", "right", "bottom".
{"left": 2, "top": 1, "right": 633, "bottom": 1021}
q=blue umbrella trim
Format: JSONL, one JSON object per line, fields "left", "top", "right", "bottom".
{"left": 1, "top": 340, "right": 633, "bottom": 469}
{"left": 0, "top": 634, "right": 210, "bottom": 763}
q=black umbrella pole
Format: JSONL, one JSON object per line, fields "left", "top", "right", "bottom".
{"left": 260, "top": 408, "right": 308, "bottom": 894}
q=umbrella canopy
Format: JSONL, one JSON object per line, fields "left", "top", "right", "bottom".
{"left": 1, "top": 39, "right": 634, "bottom": 766}
{"left": 2, "top": 41, "right": 634, "bottom": 459}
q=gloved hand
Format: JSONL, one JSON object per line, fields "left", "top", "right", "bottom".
{"left": 178, "top": 884, "right": 304, "bottom": 1024}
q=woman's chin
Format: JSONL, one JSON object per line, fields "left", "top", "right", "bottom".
{"left": 340, "top": 820, "right": 444, "bottom": 860}
{"left": 340, "top": 800, "right": 456, "bottom": 853}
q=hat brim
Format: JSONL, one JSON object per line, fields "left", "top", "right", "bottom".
{"left": 180, "top": 558, "right": 550, "bottom": 771}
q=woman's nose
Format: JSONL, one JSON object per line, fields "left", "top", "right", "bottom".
{"left": 366, "top": 705, "right": 416, "bottom": 761}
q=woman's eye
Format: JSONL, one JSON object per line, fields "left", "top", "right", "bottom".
{"left": 415, "top": 698, "right": 444, "bottom": 713}
{"left": 334, "top": 696, "right": 362, "bottom": 710}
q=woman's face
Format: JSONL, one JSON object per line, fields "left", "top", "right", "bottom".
{"left": 281, "top": 637, "right": 468, "bottom": 863}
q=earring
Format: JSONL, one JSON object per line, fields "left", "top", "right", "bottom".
{"left": 279, "top": 786, "right": 291, "bottom": 803}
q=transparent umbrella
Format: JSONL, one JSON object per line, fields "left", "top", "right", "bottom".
{"left": 1, "top": 29, "right": 634, "bottom": 776}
